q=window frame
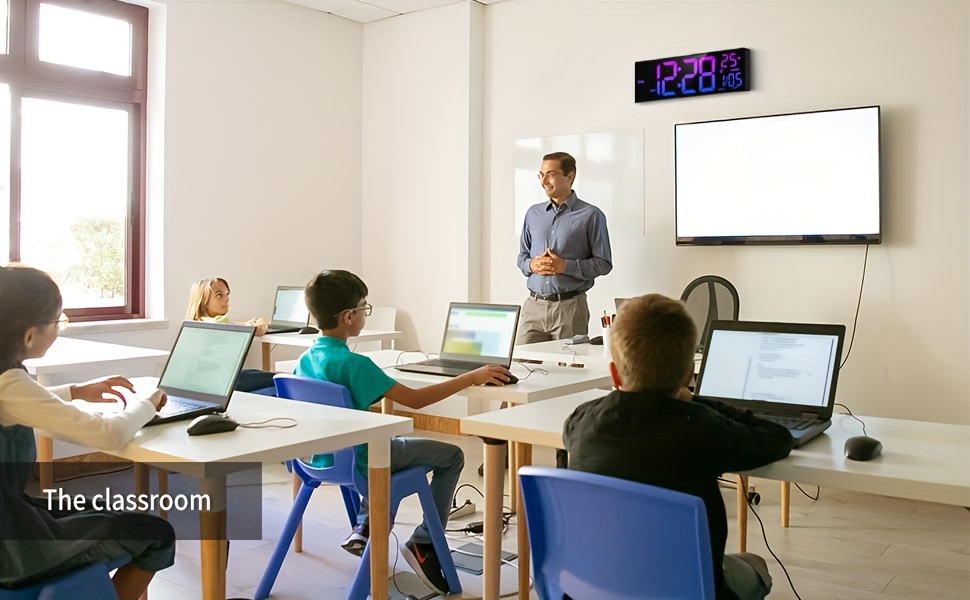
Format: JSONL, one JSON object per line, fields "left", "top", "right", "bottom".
{"left": 1, "top": 0, "right": 148, "bottom": 321}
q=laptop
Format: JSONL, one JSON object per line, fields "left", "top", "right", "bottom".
{"left": 144, "top": 321, "right": 256, "bottom": 426}
{"left": 395, "top": 303, "right": 520, "bottom": 377}
{"left": 693, "top": 320, "right": 846, "bottom": 447}
{"left": 265, "top": 286, "right": 311, "bottom": 334}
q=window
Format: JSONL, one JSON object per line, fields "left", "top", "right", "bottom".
{"left": 0, "top": 0, "right": 148, "bottom": 321}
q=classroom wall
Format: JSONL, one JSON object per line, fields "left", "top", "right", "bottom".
{"left": 73, "top": 0, "right": 363, "bottom": 355}
{"left": 360, "top": 1, "right": 484, "bottom": 352}
{"left": 481, "top": 0, "right": 970, "bottom": 424}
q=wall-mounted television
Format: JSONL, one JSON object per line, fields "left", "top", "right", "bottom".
{"left": 674, "top": 106, "right": 881, "bottom": 245}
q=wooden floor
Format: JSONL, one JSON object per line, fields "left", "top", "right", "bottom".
{"left": 149, "top": 431, "right": 970, "bottom": 599}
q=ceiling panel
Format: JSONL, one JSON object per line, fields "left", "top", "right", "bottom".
{"left": 285, "top": 0, "right": 359, "bottom": 12}
{"left": 331, "top": 2, "right": 400, "bottom": 22}
{"left": 368, "top": 0, "right": 464, "bottom": 12}
{"left": 283, "top": 0, "right": 512, "bottom": 23}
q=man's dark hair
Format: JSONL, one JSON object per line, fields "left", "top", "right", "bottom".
{"left": 304, "top": 270, "right": 368, "bottom": 330}
{"left": 543, "top": 151, "right": 576, "bottom": 177}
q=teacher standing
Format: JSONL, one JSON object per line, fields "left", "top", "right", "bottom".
{"left": 516, "top": 151, "right": 613, "bottom": 344}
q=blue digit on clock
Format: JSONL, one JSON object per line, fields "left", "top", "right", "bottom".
{"left": 656, "top": 60, "right": 679, "bottom": 97}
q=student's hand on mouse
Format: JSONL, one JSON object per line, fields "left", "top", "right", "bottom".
{"left": 70, "top": 376, "right": 135, "bottom": 404}
{"left": 468, "top": 364, "right": 513, "bottom": 386}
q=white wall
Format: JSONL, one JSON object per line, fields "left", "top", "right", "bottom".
{"left": 483, "top": 0, "right": 969, "bottom": 424}
{"left": 73, "top": 0, "right": 363, "bottom": 359}
{"left": 361, "top": 1, "right": 484, "bottom": 352}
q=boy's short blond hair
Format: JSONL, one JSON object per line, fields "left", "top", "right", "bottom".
{"left": 610, "top": 294, "right": 697, "bottom": 394}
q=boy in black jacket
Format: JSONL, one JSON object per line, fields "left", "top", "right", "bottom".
{"left": 563, "top": 294, "right": 794, "bottom": 600}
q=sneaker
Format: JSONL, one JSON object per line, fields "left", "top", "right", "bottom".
{"left": 341, "top": 523, "right": 368, "bottom": 557}
{"left": 402, "top": 540, "right": 449, "bottom": 595}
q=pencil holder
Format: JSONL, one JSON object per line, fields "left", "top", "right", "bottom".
{"left": 602, "top": 327, "right": 612, "bottom": 360}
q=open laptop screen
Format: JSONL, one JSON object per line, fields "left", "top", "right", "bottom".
{"left": 439, "top": 304, "right": 520, "bottom": 365}
{"left": 159, "top": 322, "right": 253, "bottom": 399}
{"left": 696, "top": 322, "right": 843, "bottom": 409}
{"left": 272, "top": 287, "right": 309, "bottom": 326}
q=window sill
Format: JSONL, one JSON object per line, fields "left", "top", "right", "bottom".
{"left": 60, "top": 319, "right": 170, "bottom": 336}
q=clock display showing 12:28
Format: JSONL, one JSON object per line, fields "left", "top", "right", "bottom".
{"left": 635, "top": 48, "right": 751, "bottom": 103}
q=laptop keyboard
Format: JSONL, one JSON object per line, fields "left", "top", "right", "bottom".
{"left": 421, "top": 358, "right": 487, "bottom": 371}
{"left": 159, "top": 397, "right": 208, "bottom": 414}
{"left": 760, "top": 415, "right": 816, "bottom": 430}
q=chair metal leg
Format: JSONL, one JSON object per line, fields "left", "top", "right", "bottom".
{"left": 415, "top": 481, "right": 462, "bottom": 593}
{"left": 255, "top": 482, "right": 318, "bottom": 600}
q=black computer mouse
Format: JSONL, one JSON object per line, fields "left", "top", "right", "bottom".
{"left": 485, "top": 373, "right": 519, "bottom": 386}
{"left": 844, "top": 435, "right": 882, "bottom": 461}
{"left": 589, "top": 336, "right": 604, "bottom": 345}
{"left": 187, "top": 414, "right": 239, "bottom": 436}
{"left": 298, "top": 326, "right": 319, "bottom": 335}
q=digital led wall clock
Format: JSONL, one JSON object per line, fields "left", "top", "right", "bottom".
{"left": 635, "top": 48, "right": 751, "bottom": 102}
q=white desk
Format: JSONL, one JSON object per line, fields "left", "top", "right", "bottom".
{"left": 259, "top": 329, "right": 402, "bottom": 371}
{"left": 736, "top": 414, "right": 970, "bottom": 551}
{"left": 25, "top": 336, "right": 170, "bottom": 385}
{"left": 514, "top": 339, "right": 702, "bottom": 373}
{"left": 461, "top": 402, "right": 970, "bottom": 600}
{"left": 25, "top": 337, "right": 171, "bottom": 490}
{"left": 389, "top": 362, "right": 612, "bottom": 407}
{"left": 63, "top": 387, "right": 413, "bottom": 600}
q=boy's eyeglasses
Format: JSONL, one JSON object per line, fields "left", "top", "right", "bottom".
{"left": 50, "top": 313, "right": 70, "bottom": 331}
{"left": 336, "top": 303, "right": 372, "bottom": 317}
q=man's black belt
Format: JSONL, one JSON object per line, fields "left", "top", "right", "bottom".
{"left": 529, "top": 290, "right": 583, "bottom": 302}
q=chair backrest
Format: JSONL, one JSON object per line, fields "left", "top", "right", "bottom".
{"left": 273, "top": 374, "right": 358, "bottom": 485}
{"left": 679, "top": 275, "right": 740, "bottom": 353}
{"left": 518, "top": 466, "right": 715, "bottom": 600}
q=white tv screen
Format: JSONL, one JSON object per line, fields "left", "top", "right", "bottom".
{"left": 674, "top": 106, "right": 881, "bottom": 245}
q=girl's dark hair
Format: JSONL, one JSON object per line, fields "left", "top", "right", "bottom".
{"left": 0, "top": 265, "right": 62, "bottom": 371}
{"left": 304, "top": 270, "right": 368, "bottom": 330}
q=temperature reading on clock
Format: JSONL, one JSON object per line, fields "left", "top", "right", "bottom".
{"left": 635, "top": 48, "right": 751, "bottom": 103}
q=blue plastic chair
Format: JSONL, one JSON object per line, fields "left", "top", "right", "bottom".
{"left": 255, "top": 374, "right": 461, "bottom": 600}
{"left": 0, "top": 556, "right": 130, "bottom": 600}
{"left": 518, "top": 466, "right": 715, "bottom": 600}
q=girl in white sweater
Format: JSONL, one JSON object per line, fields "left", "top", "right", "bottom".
{"left": 0, "top": 265, "right": 175, "bottom": 599}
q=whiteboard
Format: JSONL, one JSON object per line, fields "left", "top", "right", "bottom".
{"left": 513, "top": 129, "right": 645, "bottom": 237}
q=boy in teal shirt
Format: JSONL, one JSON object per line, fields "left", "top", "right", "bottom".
{"left": 296, "top": 270, "right": 512, "bottom": 595}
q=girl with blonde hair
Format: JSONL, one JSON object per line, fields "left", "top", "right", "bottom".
{"left": 186, "top": 277, "right": 268, "bottom": 336}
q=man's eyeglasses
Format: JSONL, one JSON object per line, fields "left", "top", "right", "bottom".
{"left": 537, "top": 170, "right": 564, "bottom": 181}
{"left": 335, "top": 303, "right": 372, "bottom": 317}
{"left": 50, "top": 313, "right": 70, "bottom": 331}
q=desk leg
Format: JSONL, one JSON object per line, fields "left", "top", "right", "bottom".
{"left": 483, "top": 439, "right": 506, "bottom": 600}
{"left": 133, "top": 464, "right": 151, "bottom": 600}
{"left": 261, "top": 342, "right": 272, "bottom": 372}
{"left": 508, "top": 442, "right": 518, "bottom": 514}
{"left": 737, "top": 474, "right": 748, "bottom": 552}
{"left": 157, "top": 469, "right": 169, "bottom": 521}
{"left": 368, "top": 438, "right": 391, "bottom": 600}
{"left": 293, "top": 472, "right": 303, "bottom": 553}
{"left": 200, "top": 476, "right": 228, "bottom": 600}
{"left": 515, "top": 443, "right": 532, "bottom": 600}
{"left": 781, "top": 481, "right": 791, "bottom": 527}
{"left": 36, "top": 433, "right": 54, "bottom": 492}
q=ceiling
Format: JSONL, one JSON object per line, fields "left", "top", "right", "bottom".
{"left": 282, "top": 0, "right": 509, "bottom": 24}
